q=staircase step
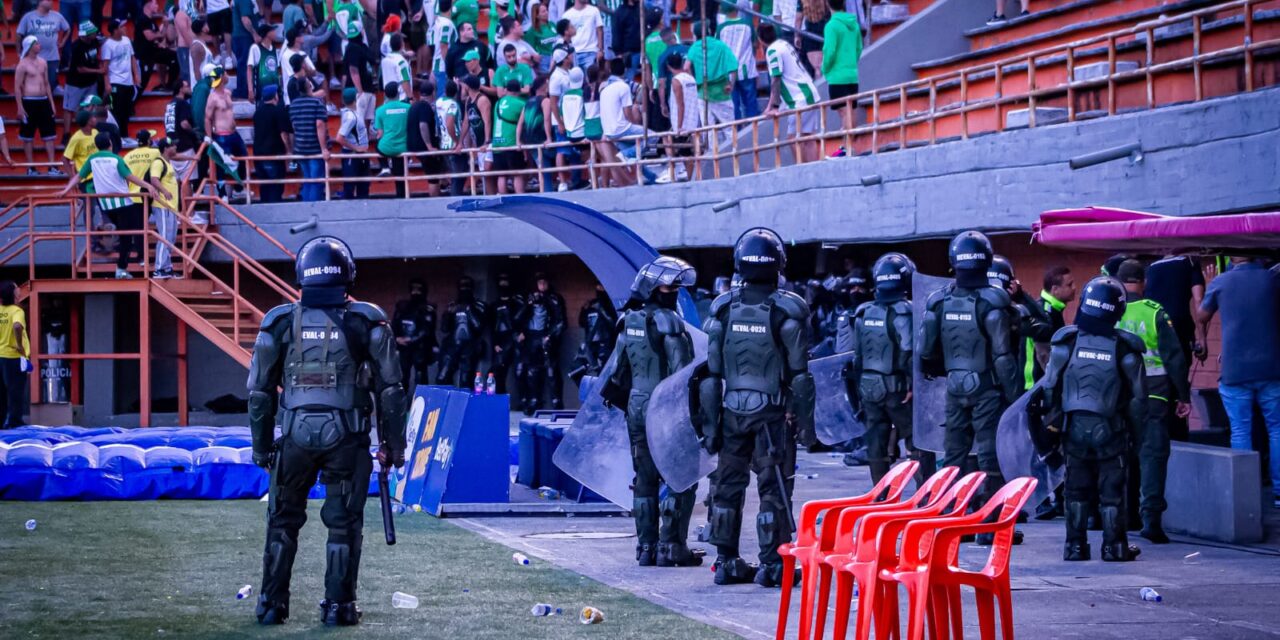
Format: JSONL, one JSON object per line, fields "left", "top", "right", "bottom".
{"left": 872, "top": 2, "right": 913, "bottom": 25}
{"left": 184, "top": 303, "right": 256, "bottom": 316}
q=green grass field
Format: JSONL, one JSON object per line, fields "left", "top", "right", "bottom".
{"left": 0, "top": 501, "right": 737, "bottom": 639}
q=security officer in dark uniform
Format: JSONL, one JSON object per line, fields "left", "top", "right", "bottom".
{"left": 436, "top": 276, "right": 488, "bottom": 388}
{"left": 579, "top": 282, "right": 620, "bottom": 377}
{"left": 601, "top": 257, "right": 704, "bottom": 568}
{"left": 846, "top": 253, "right": 930, "bottom": 484}
{"left": 701, "top": 228, "right": 816, "bottom": 587}
{"left": 922, "top": 231, "right": 1021, "bottom": 545}
{"left": 247, "top": 236, "right": 406, "bottom": 626}
{"left": 1031, "top": 276, "right": 1146, "bottom": 561}
{"left": 988, "top": 256, "right": 1054, "bottom": 391}
{"left": 1115, "top": 260, "right": 1190, "bottom": 545}
{"left": 488, "top": 273, "right": 523, "bottom": 395}
{"left": 517, "top": 273, "right": 568, "bottom": 413}
{"left": 392, "top": 278, "right": 437, "bottom": 389}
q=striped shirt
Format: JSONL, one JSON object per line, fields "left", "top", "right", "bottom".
{"left": 766, "top": 40, "right": 818, "bottom": 109}
{"left": 288, "top": 97, "right": 328, "bottom": 155}
{"left": 77, "top": 151, "right": 134, "bottom": 211}
{"left": 717, "top": 17, "right": 758, "bottom": 80}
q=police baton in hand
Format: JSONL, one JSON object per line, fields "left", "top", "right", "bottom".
{"left": 378, "top": 466, "right": 397, "bottom": 546}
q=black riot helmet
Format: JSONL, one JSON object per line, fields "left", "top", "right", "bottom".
{"left": 295, "top": 235, "right": 356, "bottom": 288}
{"left": 949, "top": 230, "right": 994, "bottom": 288}
{"left": 495, "top": 272, "right": 512, "bottom": 295}
{"left": 457, "top": 275, "right": 475, "bottom": 301}
{"left": 1075, "top": 275, "right": 1127, "bottom": 336}
{"left": 733, "top": 227, "right": 786, "bottom": 285}
{"left": 872, "top": 252, "right": 914, "bottom": 301}
{"left": 631, "top": 255, "right": 697, "bottom": 307}
{"left": 987, "top": 254, "right": 1015, "bottom": 290}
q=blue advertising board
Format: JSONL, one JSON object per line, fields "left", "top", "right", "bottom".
{"left": 394, "top": 385, "right": 510, "bottom": 515}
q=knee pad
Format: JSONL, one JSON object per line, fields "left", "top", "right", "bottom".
{"left": 757, "top": 511, "right": 783, "bottom": 552}
{"left": 708, "top": 506, "right": 740, "bottom": 548}
{"left": 633, "top": 496, "right": 659, "bottom": 527}
{"left": 325, "top": 542, "right": 351, "bottom": 580}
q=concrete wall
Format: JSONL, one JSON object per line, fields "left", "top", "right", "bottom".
{"left": 210, "top": 87, "right": 1280, "bottom": 262}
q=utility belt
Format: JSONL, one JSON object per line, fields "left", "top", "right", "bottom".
{"left": 281, "top": 407, "right": 368, "bottom": 451}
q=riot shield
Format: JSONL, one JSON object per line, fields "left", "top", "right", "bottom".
{"left": 646, "top": 325, "right": 714, "bottom": 494}
{"left": 808, "top": 351, "right": 865, "bottom": 445}
{"left": 912, "top": 273, "right": 953, "bottom": 454}
{"left": 553, "top": 350, "right": 633, "bottom": 508}
{"left": 996, "top": 380, "right": 1065, "bottom": 511}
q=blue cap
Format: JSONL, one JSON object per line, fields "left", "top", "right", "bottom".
{"left": 261, "top": 84, "right": 279, "bottom": 101}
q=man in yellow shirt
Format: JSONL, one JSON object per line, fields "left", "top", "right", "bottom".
{"left": 0, "top": 280, "right": 30, "bottom": 429}
{"left": 64, "top": 110, "right": 104, "bottom": 251}
{"left": 148, "top": 138, "right": 182, "bottom": 279}
{"left": 123, "top": 130, "right": 162, "bottom": 204}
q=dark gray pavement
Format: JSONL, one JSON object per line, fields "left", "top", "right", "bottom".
{"left": 452, "top": 451, "right": 1280, "bottom": 639}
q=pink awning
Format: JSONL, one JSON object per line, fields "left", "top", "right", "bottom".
{"left": 1033, "top": 207, "right": 1280, "bottom": 253}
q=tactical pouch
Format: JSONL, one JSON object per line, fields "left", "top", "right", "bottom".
{"left": 945, "top": 370, "right": 983, "bottom": 396}
{"left": 287, "top": 409, "right": 346, "bottom": 450}
{"left": 858, "top": 373, "right": 889, "bottom": 403}
{"left": 287, "top": 360, "right": 338, "bottom": 388}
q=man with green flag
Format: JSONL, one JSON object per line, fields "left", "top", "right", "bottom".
{"left": 685, "top": 20, "right": 736, "bottom": 151}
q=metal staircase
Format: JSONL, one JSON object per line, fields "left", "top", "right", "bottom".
{"left": 0, "top": 178, "right": 299, "bottom": 425}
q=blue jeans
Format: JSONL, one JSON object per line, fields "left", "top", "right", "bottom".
{"left": 257, "top": 160, "right": 285, "bottom": 203}
{"left": 609, "top": 123, "right": 657, "bottom": 184}
{"left": 1220, "top": 379, "right": 1280, "bottom": 495}
{"left": 732, "top": 76, "right": 760, "bottom": 119}
{"left": 574, "top": 51, "right": 598, "bottom": 71}
{"left": 232, "top": 36, "right": 253, "bottom": 99}
{"left": 342, "top": 157, "right": 370, "bottom": 199}
{"left": 299, "top": 158, "right": 327, "bottom": 201}
{"left": 434, "top": 71, "right": 449, "bottom": 98}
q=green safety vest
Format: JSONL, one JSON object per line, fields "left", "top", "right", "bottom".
{"left": 1116, "top": 298, "right": 1166, "bottom": 377}
{"left": 1025, "top": 291, "right": 1066, "bottom": 389}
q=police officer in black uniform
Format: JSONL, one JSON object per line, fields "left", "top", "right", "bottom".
{"left": 602, "top": 256, "right": 704, "bottom": 568}
{"left": 392, "top": 278, "right": 437, "bottom": 389}
{"left": 846, "top": 253, "right": 930, "bottom": 484}
{"left": 922, "top": 231, "right": 1021, "bottom": 545}
{"left": 488, "top": 272, "right": 523, "bottom": 395}
{"left": 517, "top": 273, "right": 568, "bottom": 413}
{"left": 436, "top": 276, "right": 488, "bottom": 388}
{"left": 579, "top": 282, "right": 620, "bottom": 377}
{"left": 988, "top": 256, "right": 1054, "bottom": 389}
{"left": 701, "top": 228, "right": 816, "bottom": 587}
{"left": 1030, "top": 276, "right": 1146, "bottom": 562}
{"left": 247, "top": 236, "right": 406, "bottom": 626}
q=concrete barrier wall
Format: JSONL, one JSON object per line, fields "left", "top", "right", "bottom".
{"left": 1164, "top": 442, "right": 1264, "bottom": 544}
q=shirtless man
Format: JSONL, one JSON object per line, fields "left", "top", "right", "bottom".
{"left": 174, "top": 0, "right": 197, "bottom": 86}
{"left": 15, "top": 36, "right": 62, "bottom": 176}
{"left": 203, "top": 69, "right": 246, "bottom": 199}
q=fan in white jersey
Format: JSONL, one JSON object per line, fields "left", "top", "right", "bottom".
{"left": 760, "top": 23, "right": 819, "bottom": 164}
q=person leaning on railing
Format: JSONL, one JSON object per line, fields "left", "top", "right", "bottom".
{"left": 335, "top": 86, "right": 371, "bottom": 200}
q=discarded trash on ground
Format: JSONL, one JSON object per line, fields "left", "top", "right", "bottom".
{"left": 391, "top": 592, "right": 420, "bottom": 609}
{"left": 579, "top": 606, "right": 605, "bottom": 624}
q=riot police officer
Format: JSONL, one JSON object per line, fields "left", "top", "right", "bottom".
{"left": 601, "top": 257, "right": 704, "bottom": 568}
{"left": 922, "top": 231, "right": 1021, "bottom": 545}
{"left": 1030, "top": 276, "right": 1146, "bottom": 561}
{"left": 808, "top": 275, "right": 843, "bottom": 358}
{"left": 392, "top": 278, "right": 437, "bottom": 389}
{"left": 488, "top": 273, "right": 523, "bottom": 395}
{"left": 437, "top": 276, "right": 488, "bottom": 388}
{"left": 846, "top": 253, "right": 929, "bottom": 484}
{"left": 988, "top": 256, "right": 1054, "bottom": 386}
{"left": 247, "top": 236, "right": 406, "bottom": 626}
{"left": 517, "top": 273, "right": 567, "bottom": 413}
{"left": 579, "top": 282, "right": 620, "bottom": 377}
{"left": 701, "top": 228, "right": 816, "bottom": 587}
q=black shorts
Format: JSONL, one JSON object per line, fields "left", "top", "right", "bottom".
{"left": 419, "top": 153, "right": 445, "bottom": 175}
{"left": 19, "top": 97, "right": 56, "bottom": 141}
{"left": 406, "top": 19, "right": 428, "bottom": 51}
{"left": 829, "top": 83, "right": 860, "bottom": 103}
{"left": 207, "top": 8, "right": 233, "bottom": 36}
{"left": 491, "top": 149, "right": 527, "bottom": 172}
{"left": 669, "top": 134, "right": 693, "bottom": 158}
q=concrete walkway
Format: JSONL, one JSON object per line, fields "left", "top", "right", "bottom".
{"left": 452, "top": 451, "right": 1280, "bottom": 639}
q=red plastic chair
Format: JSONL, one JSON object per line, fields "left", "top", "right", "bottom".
{"left": 834, "top": 472, "right": 988, "bottom": 640}
{"left": 812, "top": 466, "right": 961, "bottom": 640}
{"left": 880, "top": 477, "right": 1038, "bottom": 640}
{"left": 777, "top": 460, "right": 920, "bottom": 640}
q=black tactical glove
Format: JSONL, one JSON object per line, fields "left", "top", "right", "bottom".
{"left": 377, "top": 444, "right": 406, "bottom": 469}
{"left": 252, "top": 448, "right": 275, "bottom": 470}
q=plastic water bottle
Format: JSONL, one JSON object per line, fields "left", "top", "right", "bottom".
{"left": 579, "top": 606, "right": 605, "bottom": 625}
{"left": 513, "top": 552, "right": 531, "bottom": 566}
{"left": 24, "top": 519, "right": 36, "bottom": 531}
{"left": 236, "top": 585, "right": 253, "bottom": 600}
{"left": 473, "top": 372, "right": 484, "bottom": 395}
{"left": 1139, "top": 587, "right": 1162, "bottom": 602}
{"left": 391, "top": 592, "right": 420, "bottom": 609}
{"left": 486, "top": 372, "right": 497, "bottom": 395}
{"left": 800, "top": 473, "right": 820, "bottom": 480}
{"left": 391, "top": 504, "right": 407, "bottom": 515}
{"left": 537, "top": 486, "right": 561, "bottom": 500}
{"left": 530, "top": 603, "right": 562, "bottom": 616}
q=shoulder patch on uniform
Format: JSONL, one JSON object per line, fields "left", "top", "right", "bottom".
{"left": 1050, "top": 325, "right": 1079, "bottom": 345}
{"left": 260, "top": 303, "right": 295, "bottom": 330}
{"left": 772, "top": 290, "right": 810, "bottom": 319}
{"left": 651, "top": 308, "right": 685, "bottom": 335}
{"left": 346, "top": 301, "right": 389, "bottom": 323}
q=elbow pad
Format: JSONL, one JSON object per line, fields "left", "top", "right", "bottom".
{"left": 379, "top": 384, "right": 408, "bottom": 451}
{"left": 993, "top": 353, "right": 1021, "bottom": 403}
{"left": 698, "top": 376, "right": 723, "bottom": 452}
{"left": 248, "top": 390, "right": 277, "bottom": 454}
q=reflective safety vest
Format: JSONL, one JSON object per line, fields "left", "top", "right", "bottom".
{"left": 1116, "top": 298, "right": 1165, "bottom": 377}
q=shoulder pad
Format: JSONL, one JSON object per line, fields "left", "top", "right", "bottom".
{"left": 651, "top": 308, "right": 685, "bottom": 335}
{"left": 889, "top": 299, "right": 913, "bottom": 315}
{"left": 1050, "top": 325, "right": 1079, "bottom": 346}
{"left": 260, "top": 303, "right": 295, "bottom": 330}
{"left": 772, "top": 290, "right": 810, "bottom": 319}
{"left": 925, "top": 284, "right": 952, "bottom": 308}
{"left": 852, "top": 301, "right": 874, "bottom": 319}
{"left": 709, "top": 291, "right": 733, "bottom": 317}
{"left": 978, "top": 286, "right": 1013, "bottom": 308}
{"left": 346, "top": 301, "right": 389, "bottom": 324}
{"left": 1116, "top": 329, "right": 1146, "bottom": 354}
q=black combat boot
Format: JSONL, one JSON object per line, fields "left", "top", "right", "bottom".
{"left": 712, "top": 556, "right": 758, "bottom": 585}
{"left": 636, "top": 543, "right": 657, "bottom": 567}
{"left": 1063, "top": 501, "right": 1091, "bottom": 561}
{"left": 657, "top": 542, "right": 705, "bottom": 567}
{"left": 1100, "top": 506, "right": 1141, "bottom": 562}
{"left": 319, "top": 600, "right": 362, "bottom": 626}
{"left": 255, "top": 595, "right": 289, "bottom": 625}
{"left": 1139, "top": 512, "right": 1170, "bottom": 544}
{"left": 754, "top": 562, "right": 800, "bottom": 588}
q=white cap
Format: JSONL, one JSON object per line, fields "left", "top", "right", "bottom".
{"left": 20, "top": 35, "right": 38, "bottom": 58}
